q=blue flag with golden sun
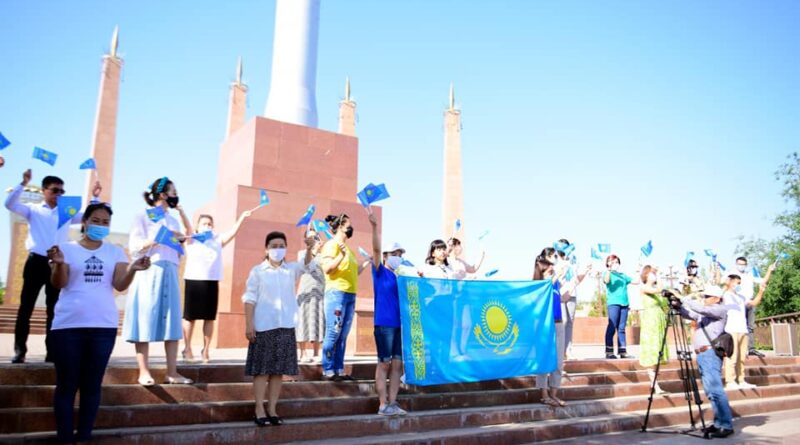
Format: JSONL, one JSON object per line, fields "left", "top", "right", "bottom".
{"left": 397, "top": 276, "right": 556, "bottom": 386}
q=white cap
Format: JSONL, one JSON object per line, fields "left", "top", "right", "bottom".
{"left": 384, "top": 242, "right": 406, "bottom": 254}
{"left": 703, "top": 285, "right": 724, "bottom": 298}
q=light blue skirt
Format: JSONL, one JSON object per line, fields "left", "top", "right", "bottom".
{"left": 122, "top": 261, "right": 183, "bottom": 342}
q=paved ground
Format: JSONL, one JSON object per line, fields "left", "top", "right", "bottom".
{"left": 540, "top": 408, "right": 800, "bottom": 444}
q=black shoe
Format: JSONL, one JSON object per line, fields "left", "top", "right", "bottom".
{"left": 323, "top": 374, "right": 343, "bottom": 382}
{"left": 339, "top": 374, "right": 355, "bottom": 381}
{"left": 44, "top": 355, "right": 53, "bottom": 363}
{"left": 748, "top": 350, "right": 765, "bottom": 358}
{"left": 704, "top": 425, "right": 720, "bottom": 434}
{"left": 11, "top": 354, "right": 25, "bottom": 364}
{"left": 711, "top": 428, "right": 734, "bottom": 438}
{"left": 268, "top": 415, "right": 284, "bottom": 426}
{"left": 606, "top": 353, "right": 617, "bottom": 359}
{"left": 619, "top": 353, "right": 635, "bottom": 359}
{"left": 254, "top": 416, "right": 269, "bottom": 427}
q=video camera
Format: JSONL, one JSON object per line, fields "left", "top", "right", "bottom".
{"left": 662, "top": 289, "right": 683, "bottom": 311}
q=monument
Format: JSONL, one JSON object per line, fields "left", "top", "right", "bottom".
{"left": 443, "top": 83, "right": 464, "bottom": 239}
{"left": 198, "top": 0, "right": 381, "bottom": 352}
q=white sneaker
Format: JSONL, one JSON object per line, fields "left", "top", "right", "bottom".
{"left": 725, "top": 382, "right": 740, "bottom": 390}
{"left": 738, "top": 381, "right": 757, "bottom": 389}
{"left": 377, "top": 405, "right": 392, "bottom": 416}
{"left": 389, "top": 401, "right": 408, "bottom": 416}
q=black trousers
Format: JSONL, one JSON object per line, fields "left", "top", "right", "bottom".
{"left": 14, "top": 253, "right": 60, "bottom": 357}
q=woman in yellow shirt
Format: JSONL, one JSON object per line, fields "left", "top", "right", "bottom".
{"left": 320, "top": 213, "right": 369, "bottom": 380}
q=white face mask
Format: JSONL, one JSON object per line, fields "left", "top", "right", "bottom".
{"left": 610, "top": 263, "right": 620, "bottom": 272}
{"left": 268, "top": 248, "right": 287, "bottom": 262}
{"left": 737, "top": 265, "right": 747, "bottom": 273}
{"left": 386, "top": 255, "right": 403, "bottom": 270}
{"left": 648, "top": 272, "right": 657, "bottom": 283}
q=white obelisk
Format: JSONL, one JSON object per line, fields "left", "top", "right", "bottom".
{"left": 264, "top": 0, "right": 320, "bottom": 128}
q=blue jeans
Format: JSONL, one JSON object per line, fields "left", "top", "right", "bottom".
{"left": 605, "top": 304, "right": 629, "bottom": 354}
{"left": 322, "top": 289, "right": 356, "bottom": 375}
{"left": 51, "top": 328, "right": 117, "bottom": 444}
{"left": 696, "top": 348, "right": 734, "bottom": 430}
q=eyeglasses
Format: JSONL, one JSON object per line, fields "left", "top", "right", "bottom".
{"left": 47, "top": 187, "right": 65, "bottom": 195}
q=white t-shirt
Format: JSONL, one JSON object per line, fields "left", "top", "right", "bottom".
{"left": 723, "top": 290, "right": 748, "bottom": 334}
{"left": 421, "top": 263, "right": 455, "bottom": 279}
{"left": 184, "top": 234, "right": 223, "bottom": 281}
{"left": 241, "top": 260, "right": 305, "bottom": 331}
{"left": 52, "top": 241, "right": 129, "bottom": 330}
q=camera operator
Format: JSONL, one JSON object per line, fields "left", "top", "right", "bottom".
{"left": 669, "top": 286, "right": 734, "bottom": 438}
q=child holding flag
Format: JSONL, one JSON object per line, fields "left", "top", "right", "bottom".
{"left": 123, "top": 177, "right": 193, "bottom": 386}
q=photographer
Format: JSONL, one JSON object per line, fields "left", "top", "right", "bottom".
{"left": 669, "top": 286, "right": 734, "bottom": 438}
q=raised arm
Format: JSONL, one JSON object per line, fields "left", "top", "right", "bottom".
{"left": 176, "top": 205, "right": 192, "bottom": 236}
{"left": 465, "top": 251, "right": 486, "bottom": 274}
{"left": 368, "top": 207, "right": 381, "bottom": 269}
{"left": 220, "top": 210, "right": 252, "bottom": 247}
{"left": 748, "top": 262, "right": 777, "bottom": 308}
{"left": 4, "top": 169, "right": 32, "bottom": 219}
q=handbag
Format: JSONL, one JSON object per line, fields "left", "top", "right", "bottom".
{"left": 700, "top": 325, "right": 734, "bottom": 359}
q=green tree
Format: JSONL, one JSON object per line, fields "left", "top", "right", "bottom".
{"left": 736, "top": 152, "right": 800, "bottom": 317}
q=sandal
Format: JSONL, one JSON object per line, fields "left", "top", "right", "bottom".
{"left": 164, "top": 376, "right": 194, "bottom": 385}
{"left": 553, "top": 397, "right": 567, "bottom": 407}
{"left": 541, "top": 397, "right": 560, "bottom": 408}
{"left": 138, "top": 376, "right": 155, "bottom": 387}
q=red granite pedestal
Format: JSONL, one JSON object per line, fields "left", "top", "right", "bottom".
{"left": 199, "top": 117, "right": 379, "bottom": 354}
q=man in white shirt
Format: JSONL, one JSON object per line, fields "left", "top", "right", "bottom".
{"left": 734, "top": 257, "right": 765, "bottom": 358}
{"left": 4, "top": 169, "right": 101, "bottom": 363}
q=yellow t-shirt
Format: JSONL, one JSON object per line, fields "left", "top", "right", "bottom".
{"left": 321, "top": 241, "right": 359, "bottom": 293}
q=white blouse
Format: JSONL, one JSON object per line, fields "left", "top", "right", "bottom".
{"left": 421, "top": 263, "right": 455, "bottom": 279}
{"left": 184, "top": 234, "right": 223, "bottom": 281}
{"left": 128, "top": 208, "right": 182, "bottom": 265}
{"left": 242, "top": 260, "right": 305, "bottom": 331}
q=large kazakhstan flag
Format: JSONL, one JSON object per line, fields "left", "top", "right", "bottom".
{"left": 398, "top": 276, "right": 556, "bottom": 386}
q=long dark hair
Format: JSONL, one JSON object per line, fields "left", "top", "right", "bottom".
{"left": 324, "top": 213, "right": 349, "bottom": 234}
{"left": 533, "top": 256, "right": 553, "bottom": 280}
{"left": 426, "top": 239, "right": 449, "bottom": 266}
{"left": 143, "top": 177, "right": 173, "bottom": 206}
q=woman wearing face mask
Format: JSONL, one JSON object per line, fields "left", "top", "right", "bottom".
{"left": 295, "top": 229, "right": 325, "bottom": 363}
{"left": 422, "top": 239, "right": 455, "bottom": 279}
{"left": 320, "top": 214, "right": 370, "bottom": 380}
{"left": 447, "top": 238, "right": 485, "bottom": 280}
{"left": 182, "top": 210, "right": 252, "bottom": 363}
{"left": 603, "top": 255, "right": 640, "bottom": 359}
{"left": 243, "top": 231, "right": 313, "bottom": 426}
{"left": 123, "top": 177, "right": 194, "bottom": 386}
{"left": 46, "top": 203, "right": 150, "bottom": 444}
{"left": 533, "top": 256, "right": 566, "bottom": 407}
{"left": 638, "top": 265, "right": 669, "bottom": 395}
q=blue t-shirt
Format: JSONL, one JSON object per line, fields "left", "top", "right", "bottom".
{"left": 372, "top": 263, "right": 401, "bottom": 328}
{"left": 553, "top": 280, "right": 563, "bottom": 322}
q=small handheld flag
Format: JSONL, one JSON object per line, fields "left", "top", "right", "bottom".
{"left": 597, "top": 243, "right": 611, "bottom": 254}
{"left": 640, "top": 240, "right": 653, "bottom": 257}
{"left": 146, "top": 206, "right": 165, "bottom": 223}
{"left": 79, "top": 158, "right": 97, "bottom": 170}
{"left": 191, "top": 231, "right": 214, "bottom": 243}
{"left": 478, "top": 230, "right": 490, "bottom": 241}
{"left": 591, "top": 247, "right": 602, "bottom": 260}
{"left": 565, "top": 267, "right": 575, "bottom": 282}
{"left": 752, "top": 266, "right": 761, "bottom": 278}
{"left": 0, "top": 132, "right": 10, "bottom": 150}
{"left": 155, "top": 225, "right": 184, "bottom": 255}
{"left": 358, "top": 247, "right": 371, "bottom": 258}
{"left": 717, "top": 261, "right": 727, "bottom": 271}
{"left": 296, "top": 204, "right": 315, "bottom": 227}
{"left": 259, "top": 189, "right": 270, "bottom": 207}
{"left": 57, "top": 196, "right": 82, "bottom": 228}
{"left": 779, "top": 252, "right": 790, "bottom": 261}
{"left": 33, "top": 147, "right": 57, "bottom": 166}
{"left": 312, "top": 220, "right": 333, "bottom": 239}
{"left": 485, "top": 269, "right": 499, "bottom": 277}
{"left": 454, "top": 219, "right": 462, "bottom": 233}
{"left": 357, "top": 183, "right": 390, "bottom": 207}
{"left": 401, "top": 259, "right": 415, "bottom": 268}
{"left": 684, "top": 251, "right": 695, "bottom": 267}
{"left": 563, "top": 244, "right": 576, "bottom": 257}
{"left": 553, "top": 241, "right": 569, "bottom": 253}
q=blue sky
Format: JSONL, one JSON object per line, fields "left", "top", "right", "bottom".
{"left": 1, "top": 1, "right": 799, "bottom": 291}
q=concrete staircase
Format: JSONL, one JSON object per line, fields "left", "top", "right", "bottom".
{"left": 1, "top": 356, "right": 798, "bottom": 444}
{"left": 0, "top": 306, "right": 123, "bottom": 336}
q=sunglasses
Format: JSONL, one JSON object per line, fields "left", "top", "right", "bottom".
{"left": 47, "top": 187, "right": 65, "bottom": 195}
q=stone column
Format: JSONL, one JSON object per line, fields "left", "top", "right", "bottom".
{"left": 443, "top": 83, "right": 464, "bottom": 239}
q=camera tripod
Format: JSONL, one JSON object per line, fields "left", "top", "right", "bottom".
{"left": 641, "top": 302, "right": 710, "bottom": 439}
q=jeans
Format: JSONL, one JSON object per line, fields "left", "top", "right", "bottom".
{"left": 51, "top": 328, "right": 117, "bottom": 444}
{"left": 15, "top": 253, "right": 61, "bottom": 358}
{"left": 746, "top": 305, "right": 756, "bottom": 351}
{"left": 605, "top": 304, "right": 629, "bottom": 354}
{"left": 562, "top": 298, "right": 577, "bottom": 357}
{"left": 322, "top": 289, "right": 356, "bottom": 375}
{"left": 696, "top": 348, "right": 734, "bottom": 430}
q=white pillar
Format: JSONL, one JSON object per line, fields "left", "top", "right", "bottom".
{"left": 264, "top": 0, "right": 320, "bottom": 128}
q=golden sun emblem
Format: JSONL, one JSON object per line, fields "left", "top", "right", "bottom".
{"left": 474, "top": 300, "right": 519, "bottom": 355}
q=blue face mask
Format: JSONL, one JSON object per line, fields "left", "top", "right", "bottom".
{"left": 86, "top": 224, "right": 110, "bottom": 241}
